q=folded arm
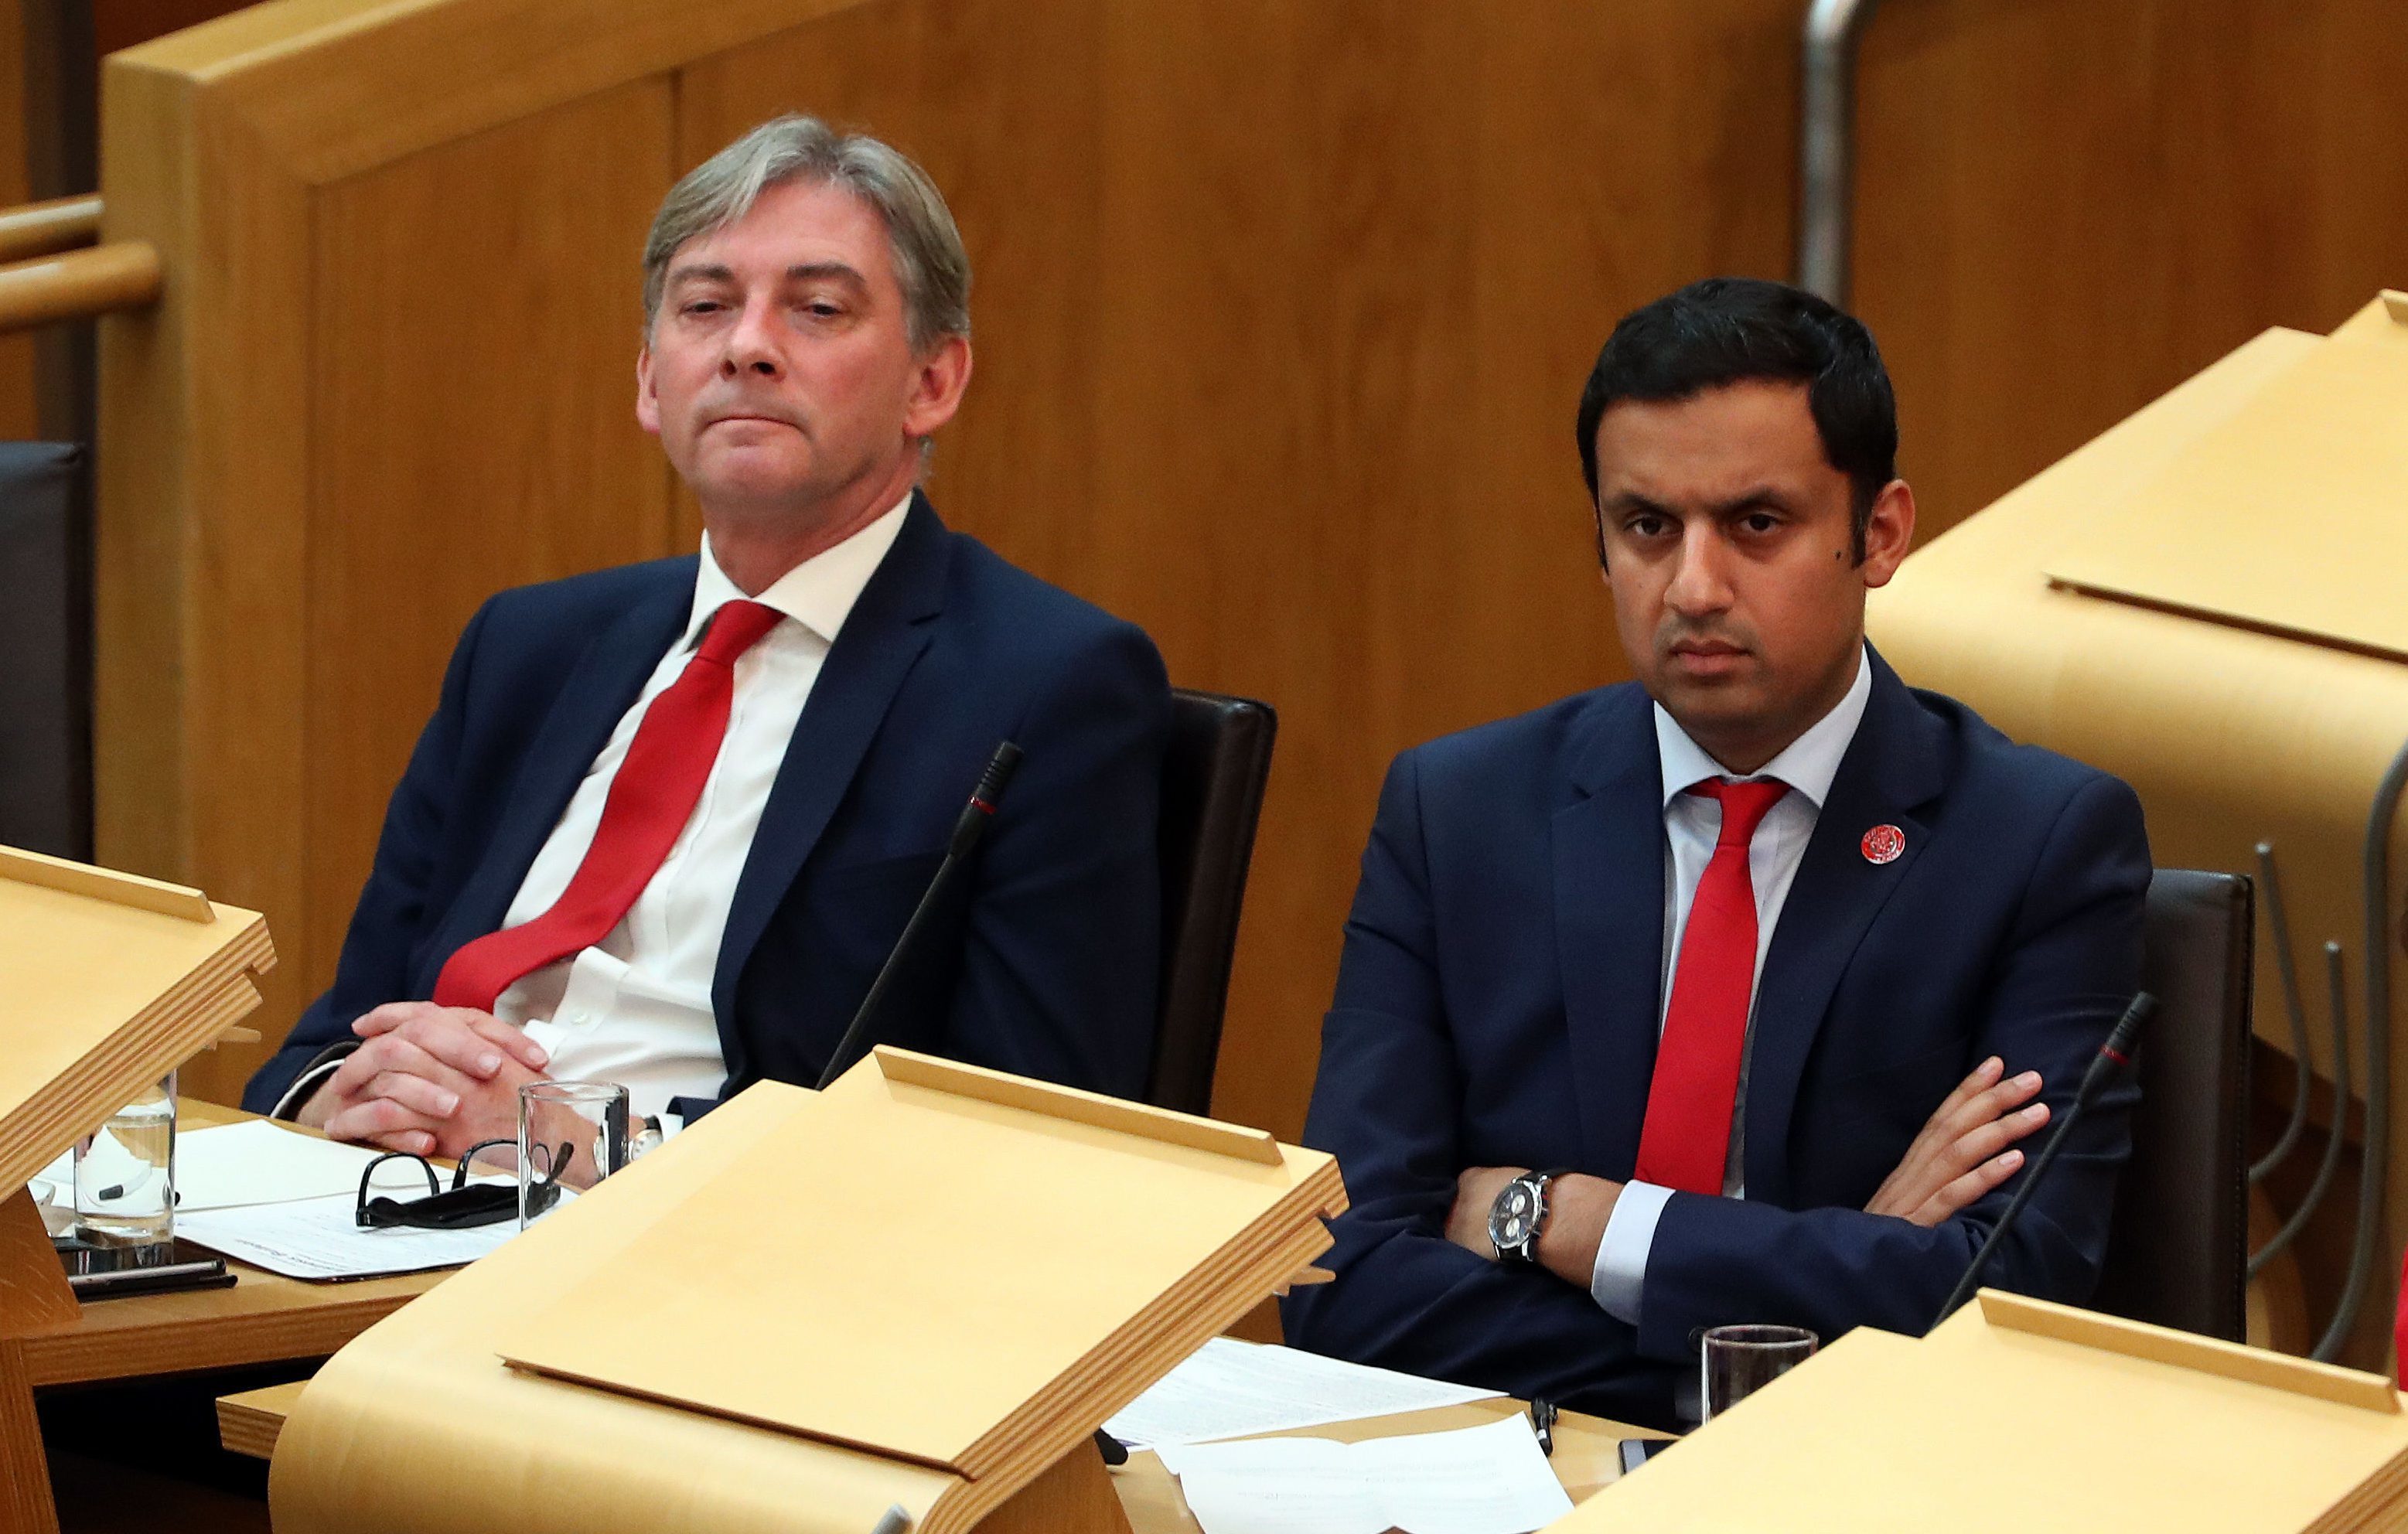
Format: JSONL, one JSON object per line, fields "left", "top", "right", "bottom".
{"left": 1440, "top": 1054, "right": 2052, "bottom": 1314}
{"left": 1630, "top": 775, "right": 2150, "bottom": 1359}
{"left": 1281, "top": 752, "right": 1674, "bottom": 1423}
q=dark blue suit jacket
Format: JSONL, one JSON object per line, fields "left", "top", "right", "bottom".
{"left": 246, "top": 495, "right": 1171, "bottom": 1116}
{"left": 1281, "top": 650, "right": 2149, "bottom": 1427}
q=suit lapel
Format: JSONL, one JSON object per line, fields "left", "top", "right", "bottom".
{"left": 421, "top": 574, "right": 694, "bottom": 980}
{"left": 711, "top": 493, "right": 952, "bottom": 1020}
{"left": 1554, "top": 687, "right": 1670, "bottom": 1180}
{"left": 1741, "top": 648, "right": 1946, "bottom": 1204}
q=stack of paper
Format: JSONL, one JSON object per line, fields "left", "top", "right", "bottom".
{"left": 1158, "top": 1414, "right": 1574, "bottom": 1534}
{"left": 1103, "top": 1338, "right": 1500, "bottom": 1449}
{"left": 176, "top": 1193, "right": 518, "bottom": 1280}
{"left": 29, "top": 1119, "right": 452, "bottom": 1211}
{"left": 30, "top": 1120, "right": 521, "bottom": 1280}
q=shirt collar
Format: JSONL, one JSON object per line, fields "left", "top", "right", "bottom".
{"left": 684, "top": 490, "right": 915, "bottom": 651}
{"left": 1651, "top": 641, "right": 1873, "bottom": 813}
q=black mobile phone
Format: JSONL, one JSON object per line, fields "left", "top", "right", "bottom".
{"left": 1617, "top": 1437, "right": 1673, "bottom": 1475}
{"left": 55, "top": 1236, "right": 235, "bottom": 1300}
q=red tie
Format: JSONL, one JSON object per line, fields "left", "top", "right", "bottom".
{"left": 1633, "top": 777, "right": 1791, "bottom": 1195}
{"left": 2396, "top": 1247, "right": 2408, "bottom": 1384}
{"left": 432, "top": 599, "right": 786, "bottom": 1012}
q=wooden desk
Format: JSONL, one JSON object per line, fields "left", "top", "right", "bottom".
{"left": 220, "top": 1381, "right": 1661, "bottom": 1529}
{"left": 20, "top": 1100, "right": 447, "bottom": 1391}
{"left": 183, "top": 1097, "right": 1661, "bottom": 1527}
{"left": 50, "top": 1103, "right": 1666, "bottom": 1529}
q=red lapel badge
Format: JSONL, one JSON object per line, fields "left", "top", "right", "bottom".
{"left": 1861, "top": 823, "right": 1905, "bottom": 865}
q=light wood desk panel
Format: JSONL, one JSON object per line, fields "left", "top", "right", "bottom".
{"left": 220, "top": 1383, "right": 1657, "bottom": 1532}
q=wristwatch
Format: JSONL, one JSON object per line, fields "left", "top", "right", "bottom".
{"left": 1488, "top": 1168, "right": 1571, "bottom": 1266}
{"left": 631, "top": 1115, "right": 666, "bottom": 1161}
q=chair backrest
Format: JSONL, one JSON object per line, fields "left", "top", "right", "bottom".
{"left": 2091, "top": 868, "right": 2253, "bottom": 1341}
{"left": 0, "top": 442, "right": 90, "bottom": 859}
{"left": 1147, "top": 688, "right": 1278, "bottom": 1116}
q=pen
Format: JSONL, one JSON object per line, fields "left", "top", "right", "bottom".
{"left": 1528, "top": 1396, "right": 1557, "bottom": 1457}
{"left": 868, "top": 1505, "right": 911, "bottom": 1534}
{"left": 94, "top": 1183, "right": 179, "bottom": 1205}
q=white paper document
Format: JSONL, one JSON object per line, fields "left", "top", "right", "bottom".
{"left": 1102, "top": 1338, "right": 1502, "bottom": 1449}
{"left": 177, "top": 1120, "right": 452, "bottom": 1209}
{"left": 28, "top": 1119, "right": 455, "bottom": 1214}
{"left": 175, "top": 1191, "right": 518, "bottom": 1280}
{"left": 1158, "top": 1414, "right": 1574, "bottom": 1534}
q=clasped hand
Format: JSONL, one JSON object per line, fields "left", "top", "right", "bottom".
{"left": 1444, "top": 1055, "right": 2051, "bottom": 1270}
{"left": 297, "top": 1001, "right": 553, "bottom": 1158}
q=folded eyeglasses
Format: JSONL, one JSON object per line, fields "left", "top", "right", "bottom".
{"left": 353, "top": 1138, "right": 575, "bottom": 1230}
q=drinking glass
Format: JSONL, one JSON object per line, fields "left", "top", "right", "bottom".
{"left": 1699, "top": 1324, "right": 1817, "bottom": 1421}
{"left": 517, "top": 1081, "right": 629, "bottom": 1229}
{"left": 74, "top": 1070, "right": 176, "bottom": 1250}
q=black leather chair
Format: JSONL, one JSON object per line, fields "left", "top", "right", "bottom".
{"left": 0, "top": 441, "right": 90, "bottom": 859}
{"left": 2090, "top": 868, "right": 2253, "bottom": 1341}
{"left": 1145, "top": 689, "right": 1278, "bottom": 1116}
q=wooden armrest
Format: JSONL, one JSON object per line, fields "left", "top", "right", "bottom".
{"left": 0, "top": 241, "right": 160, "bottom": 333}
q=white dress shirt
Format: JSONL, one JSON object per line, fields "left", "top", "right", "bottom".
{"left": 1589, "top": 644, "right": 1874, "bottom": 1322}
{"left": 490, "top": 494, "right": 912, "bottom": 1120}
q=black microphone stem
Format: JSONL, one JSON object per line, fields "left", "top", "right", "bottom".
{"left": 1932, "top": 990, "right": 2154, "bottom": 1330}
{"left": 814, "top": 741, "right": 1024, "bottom": 1090}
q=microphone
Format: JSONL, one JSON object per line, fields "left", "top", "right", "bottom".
{"left": 815, "top": 741, "right": 1024, "bottom": 1089}
{"left": 1930, "top": 990, "right": 2155, "bottom": 1330}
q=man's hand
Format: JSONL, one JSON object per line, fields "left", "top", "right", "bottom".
{"left": 1446, "top": 1166, "right": 1523, "bottom": 1258}
{"left": 1864, "top": 1056, "right": 2050, "bottom": 1226}
{"left": 1445, "top": 1165, "right": 1622, "bottom": 1288}
{"left": 296, "top": 1002, "right": 551, "bottom": 1159}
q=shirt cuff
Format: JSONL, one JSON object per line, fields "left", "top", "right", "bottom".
{"left": 1589, "top": 1180, "right": 1673, "bottom": 1324}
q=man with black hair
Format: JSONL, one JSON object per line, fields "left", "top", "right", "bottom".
{"left": 1283, "top": 278, "right": 2149, "bottom": 1428}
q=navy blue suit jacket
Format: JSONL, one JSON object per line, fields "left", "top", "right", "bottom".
{"left": 246, "top": 495, "right": 1171, "bottom": 1116}
{"left": 1281, "top": 650, "right": 2149, "bottom": 1427}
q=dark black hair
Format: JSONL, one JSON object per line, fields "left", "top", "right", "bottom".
{"left": 1575, "top": 277, "right": 1897, "bottom": 561}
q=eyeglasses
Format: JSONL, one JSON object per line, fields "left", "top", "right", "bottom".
{"left": 353, "top": 1138, "right": 571, "bottom": 1230}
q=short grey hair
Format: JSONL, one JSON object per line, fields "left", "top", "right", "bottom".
{"left": 642, "top": 114, "right": 971, "bottom": 353}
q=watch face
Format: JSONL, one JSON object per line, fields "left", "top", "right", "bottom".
{"left": 1489, "top": 1183, "right": 1537, "bottom": 1248}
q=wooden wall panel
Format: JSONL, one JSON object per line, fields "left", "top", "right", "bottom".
{"left": 0, "top": 0, "right": 36, "bottom": 439}
{"left": 94, "top": 53, "right": 313, "bottom": 1110}
{"left": 190, "top": 83, "right": 684, "bottom": 1106}
{"left": 89, "top": 0, "right": 249, "bottom": 54}
{"left": 676, "top": 0, "right": 1798, "bottom": 1141}
{"left": 1854, "top": 0, "right": 2408, "bottom": 540}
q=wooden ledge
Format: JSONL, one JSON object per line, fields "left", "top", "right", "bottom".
{"left": 218, "top": 1380, "right": 305, "bottom": 1461}
{"left": 0, "top": 241, "right": 161, "bottom": 333}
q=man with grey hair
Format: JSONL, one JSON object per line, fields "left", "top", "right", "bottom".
{"left": 247, "top": 116, "right": 1173, "bottom": 1154}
